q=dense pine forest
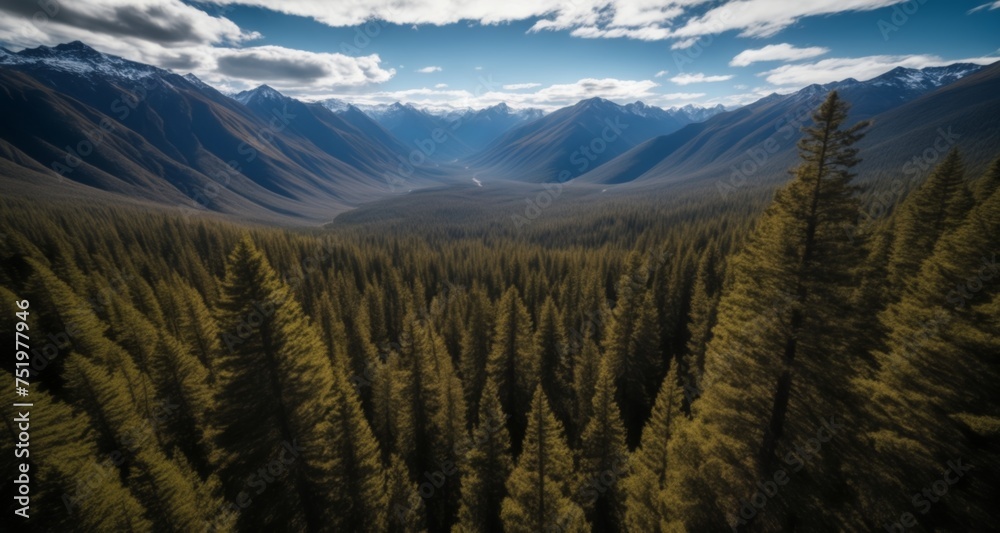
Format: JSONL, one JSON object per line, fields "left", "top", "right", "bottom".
{"left": 2, "top": 93, "right": 999, "bottom": 532}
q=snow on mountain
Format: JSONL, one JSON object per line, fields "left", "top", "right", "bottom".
{"left": 317, "top": 98, "right": 352, "bottom": 113}
{"left": 622, "top": 101, "right": 725, "bottom": 124}
{"left": 817, "top": 63, "right": 984, "bottom": 96}
{"left": 182, "top": 73, "right": 216, "bottom": 92}
{"left": 458, "top": 103, "right": 544, "bottom": 122}
{"left": 232, "top": 84, "right": 286, "bottom": 105}
{"left": 669, "top": 104, "right": 728, "bottom": 123}
{"left": 863, "top": 64, "right": 983, "bottom": 91}
{"left": 0, "top": 41, "right": 164, "bottom": 80}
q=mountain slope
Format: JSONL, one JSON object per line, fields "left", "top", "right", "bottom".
{"left": 232, "top": 85, "right": 428, "bottom": 182}
{"left": 469, "top": 97, "right": 692, "bottom": 183}
{"left": 854, "top": 61, "right": 1000, "bottom": 186}
{"left": 577, "top": 63, "right": 990, "bottom": 187}
{"left": 342, "top": 101, "right": 475, "bottom": 161}
{"left": 447, "top": 103, "right": 544, "bottom": 150}
{"left": 0, "top": 42, "right": 433, "bottom": 221}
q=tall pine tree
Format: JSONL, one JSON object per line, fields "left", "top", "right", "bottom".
{"left": 456, "top": 378, "right": 513, "bottom": 533}
{"left": 578, "top": 358, "right": 629, "bottom": 531}
{"left": 211, "top": 237, "right": 339, "bottom": 532}
{"left": 857, "top": 186, "right": 1000, "bottom": 529}
{"left": 664, "top": 91, "right": 870, "bottom": 530}
{"left": 486, "top": 287, "right": 539, "bottom": 451}
{"left": 887, "top": 148, "right": 972, "bottom": 290}
{"left": 501, "top": 386, "right": 588, "bottom": 532}
{"left": 624, "top": 360, "right": 686, "bottom": 532}
{"left": 603, "top": 252, "right": 662, "bottom": 446}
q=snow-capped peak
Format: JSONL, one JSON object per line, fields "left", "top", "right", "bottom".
{"left": 840, "top": 63, "right": 983, "bottom": 92}
{"left": 183, "top": 73, "right": 214, "bottom": 92}
{"left": 0, "top": 41, "right": 164, "bottom": 80}
{"left": 232, "top": 84, "right": 286, "bottom": 105}
{"left": 318, "top": 98, "right": 351, "bottom": 113}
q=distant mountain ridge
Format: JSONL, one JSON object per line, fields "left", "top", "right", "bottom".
{"left": 0, "top": 40, "right": 994, "bottom": 222}
{"left": 315, "top": 98, "right": 724, "bottom": 158}
{"left": 575, "top": 62, "right": 994, "bottom": 188}
{"left": 467, "top": 96, "right": 724, "bottom": 182}
{"left": 0, "top": 41, "right": 445, "bottom": 221}
{"left": 0, "top": 40, "right": 164, "bottom": 80}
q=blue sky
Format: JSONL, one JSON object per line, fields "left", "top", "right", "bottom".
{"left": 1, "top": 0, "right": 997, "bottom": 111}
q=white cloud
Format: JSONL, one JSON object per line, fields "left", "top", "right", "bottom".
{"left": 668, "top": 0, "right": 906, "bottom": 44}
{"left": 0, "top": 0, "right": 395, "bottom": 95}
{"left": 654, "top": 70, "right": 669, "bottom": 78}
{"left": 689, "top": 85, "right": 798, "bottom": 108}
{"left": 969, "top": 1, "right": 1000, "bottom": 13}
{"left": 730, "top": 43, "right": 829, "bottom": 67}
{"left": 200, "top": 0, "right": 916, "bottom": 46}
{"left": 567, "top": 25, "right": 673, "bottom": 41}
{"left": 503, "top": 83, "right": 542, "bottom": 90}
{"left": 670, "top": 72, "right": 734, "bottom": 85}
{"left": 660, "top": 92, "right": 705, "bottom": 99}
{"left": 434, "top": 83, "right": 449, "bottom": 88}
{"left": 310, "top": 77, "right": 663, "bottom": 112}
{"left": 416, "top": 65, "right": 442, "bottom": 73}
{"left": 214, "top": 46, "right": 394, "bottom": 88}
{"left": 760, "top": 54, "right": 999, "bottom": 87}
{"left": 519, "top": 78, "right": 660, "bottom": 108}
{"left": 474, "top": 66, "right": 483, "bottom": 70}
{"left": 647, "top": 92, "right": 706, "bottom": 106}
{"left": 0, "top": 0, "right": 257, "bottom": 48}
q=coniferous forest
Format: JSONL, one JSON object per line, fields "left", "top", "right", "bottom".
{"left": 2, "top": 87, "right": 999, "bottom": 533}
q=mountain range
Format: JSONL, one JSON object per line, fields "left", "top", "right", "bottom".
{"left": 574, "top": 62, "right": 992, "bottom": 189}
{"left": 0, "top": 41, "right": 996, "bottom": 222}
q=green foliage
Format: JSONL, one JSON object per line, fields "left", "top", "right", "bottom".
{"left": 603, "top": 251, "right": 662, "bottom": 446}
{"left": 623, "top": 360, "right": 686, "bottom": 532}
{"left": 1, "top": 89, "right": 997, "bottom": 531}
{"left": 501, "top": 386, "right": 588, "bottom": 532}
{"left": 683, "top": 246, "right": 723, "bottom": 401}
{"left": 211, "top": 237, "right": 339, "bottom": 531}
{"left": 460, "top": 285, "right": 494, "bottom": 425}
{"left": 665, "top": 91, "right": 872, "bottom": 530}
{"left": 578, "top": 358, "right": 629, "bottom": 531}
{"left": 456, "top": 378, "right": 513, "bottom": 533}
{"left": 387, "top": 453, "right": 428, "bottom": 533}
{"left": 887, "top": 148, "right": 972, "bottom": 290}
{"left": 487, "top": 287, "right": 539, "bottom": 451}
{"left": 859, "top": 186, "right": 1000, "bottom": 528}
